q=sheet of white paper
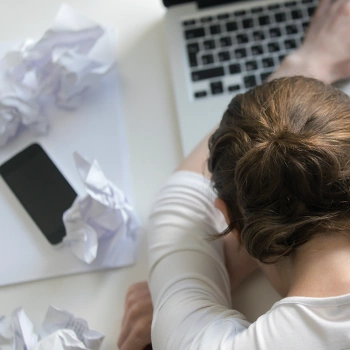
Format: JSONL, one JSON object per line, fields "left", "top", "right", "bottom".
{"left": 0, "top": 63, "right": 137, "bottom": 286}
{"left": 0, "top": 5, "right": 137, "bottom": 286}
{"left": 0, "top": 307, "right": 104, "bottom": 350}
{"left": 0, "top": 4, "right": 117, "bottom": 146}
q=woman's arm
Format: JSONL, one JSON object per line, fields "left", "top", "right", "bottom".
{"left": 177, "top": 129, "right": 258, "bottom": 290}
{"left": 269, "top": 0, "right": 350, "bottom": 83}
{"left": 117, "top": 130, "right": 256, "bottom": 350}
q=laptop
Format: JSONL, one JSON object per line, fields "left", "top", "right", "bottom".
{"left": 162, "top": 0, "right": 319, "bottom": 155}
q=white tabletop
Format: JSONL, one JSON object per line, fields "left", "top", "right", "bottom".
{"left": 0, "top": 1, "right": 279, "bottom": 348}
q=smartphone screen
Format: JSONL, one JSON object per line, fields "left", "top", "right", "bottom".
{"left": 0, "top": 144, "right": 77, "bottom": 245}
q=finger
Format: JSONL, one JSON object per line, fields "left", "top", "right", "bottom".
{"left": 118, "top": 320, "right": 131, "bottom": 349}
{"left": 118, "top": 300, "right": 152, "bottom": 347}
{"left": 121, "top": 282, "right": 146, "bottom": 327}
{"left": 118, "top": 282, "right": 153, "bottom": 348}
{"left": 316, "top": 0, "right": 333, "bottom": 16}
{"left": 328, "top": 0, "right": 350, "bottom": 30}
{"left": 119, "top": 320, "right": 152, "bottom": 350}
{"left": 118, "top": 301, "right": 136, "bottom": 348}
{"left": 119, "top": 336, "right": 147, "bottom": 350}
{"left": 307, "top": 0, "right": 333, "bottom": 33}
{"left": 331, "top": 0, "right": 350, "bottom": 16}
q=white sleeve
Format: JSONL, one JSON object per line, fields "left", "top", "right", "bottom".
{"left": 148, "top": 171, "right": 251, "bottom": 350}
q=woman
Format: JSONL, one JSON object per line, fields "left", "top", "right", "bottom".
{"left": 118, "top": 0, "right": 350, "bottom": 349}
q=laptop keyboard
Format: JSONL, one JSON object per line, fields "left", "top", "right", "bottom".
{"left": 182, "top": 0, "right": 319, "bottom": 99}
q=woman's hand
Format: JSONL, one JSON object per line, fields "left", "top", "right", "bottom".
{"left": 271, "top": 0, "right": 350, "bottom": 84}
{"left": 117, "top": 281, "right": 153, "bottom": 350}
{"left": 117, "top": 235, "right": 257, "bottom": 350}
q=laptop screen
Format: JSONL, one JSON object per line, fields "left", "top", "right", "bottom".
{"left": 163, "top": 0, "right": 249, "bottom": 8}
{"left": 163, "top": 0, "right": 192, "bottom": 7}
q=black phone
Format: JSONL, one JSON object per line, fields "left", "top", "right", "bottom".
{"left": 0, "top": 143, "right": 77, "bottom": 245}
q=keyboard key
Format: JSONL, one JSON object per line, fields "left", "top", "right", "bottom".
{"left": 285, "top": 1, "right": 297, "bottom": 7}
{"left": 228, "top": 84, "right": 241, "bottom": 92}
{"left": 211, "top": 81, "right": 224, "bottom": 95}
{"left": 234, "top": 10, "right": 246, "bottom": 16}
{"left": 192, "top": 67, "right": 225, "bottom": 81}
{"left": 261, "top": 72, "right": 272, "bottom": 82}
{"left": 292, "top": 9, "right": 303, "bottom": 19}
{"left": 229, "top": 63, "right": 241, "bottom": 75}
{"left": 251, "top": 45, "right": 263, "bottom": 55}
{"left": 217, "top": 13, "right": 229, "bottom": 20}
{"left": 286, "top": 24, "right": 298, "bottom": 35}
{"left": 246, "top": 60, "right": 258, "bottom": 71}
{"left": 243, "top": 18, "right": 255, "bottom": 29}
{"left": 253, "top": 30, "right": 265, "bottom": 41}
{"left": 204, "top": 40, "right": 216, "bottom": 50}
{"left": 259, "top": 15, "right": 270, "bottom": 26}
{"left": 187, "top": 43, "right": 200, "bottom": 54}
{"left": 275, "top": 12, "right": 287, "bottom": 22}
{"left": 244, "top": 75, "right": 257, "bottom": 89}
{"left": 268, "top": 42, "right": 280, "bottom": 52}
{"left": 187, "top": 43, "right": 200, "bottom": 67}
{"left": 188, "top": 53, "right": 198, "bottom": 67}
{"left": 251, "top": 7, "right": 263, "bottom": 13}
{"left": 262, "top": 57, "right": 275, "bottom": 68}
{"left": 236, "top": 33, "right": 249, "bottom": 44}
{"left": 284, "top": 38, "right": 297, "bottom": 49}
{"left": 308, "top": 6, "right": 316, "bottom": 17}
{"left": 201, "top": 16, "right": 213, "bottom": 23}
{"left": 218, "top": 51, "right": 230, "bottom": 61}
{"left": 226, "top": 21, "right": 238, "bottom": 32}
{"left": 202, "top": 54, "right": 214, "bottom": 65}
{"left": 183, "top": 19, "right": 196, "bottom": 26}
{"left": 185, "top": 28, "right": 205, "bottom": 40}
{"left": 210, "top": 24, "right": 222, "bottom": 35}
{"left": 270, "top": 27, "right": 282, "bottom": 38}
{"left": 235, "top": 48, "right": 247, "bottom": 59}
{"left": 194, "top": 91, "right": 207, "bottom": 98}
{"left": 268, "top": 4, "right": 280, "bottom": 10}
{"left": 220, "top": 36, "right": 232, "bottom": 47}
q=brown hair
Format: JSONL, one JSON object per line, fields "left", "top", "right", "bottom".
{"left": 208, "top": 76, "right": 350, "bottom": 264}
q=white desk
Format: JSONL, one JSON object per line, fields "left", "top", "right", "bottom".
{"left": 0, "top": 1, "right": 279, "bottom": 348}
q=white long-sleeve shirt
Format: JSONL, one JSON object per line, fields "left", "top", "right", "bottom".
{"left": 148, "top": 171, "right": 350, "bottom": 349}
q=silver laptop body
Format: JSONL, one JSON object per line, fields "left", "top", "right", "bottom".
{"left": 163, "top": 0, "right": 318, "bottom": 155}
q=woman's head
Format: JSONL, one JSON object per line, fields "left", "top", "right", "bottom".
{"left": 208, "top": 76, "right": 350, "bottom": 264}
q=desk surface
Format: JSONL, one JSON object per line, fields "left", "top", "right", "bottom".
{"left": 0, "top": 1, "right": 279, "bottom": 348}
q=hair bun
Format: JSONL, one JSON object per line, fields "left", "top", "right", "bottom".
{"left": 209, "top": 77, "right": 350, "bottom": 264}
{"left": 235, "top": 129, "right": 350, "bottom": 262}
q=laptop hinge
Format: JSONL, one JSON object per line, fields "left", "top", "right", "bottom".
{"left": 196, "top": 0, "right": 235, "bottom": 9}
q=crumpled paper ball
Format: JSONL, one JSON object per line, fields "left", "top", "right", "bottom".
{"left": 0, "top": 306, "right": 104, "bottom": 350}
{"left": 0, "top": 4, "right": 117, "bottom": 146}
{"left": 63, "top": 152, "right": 139, "bottom": 264}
